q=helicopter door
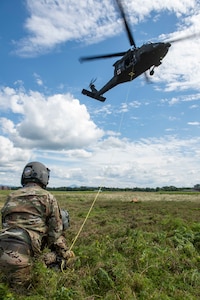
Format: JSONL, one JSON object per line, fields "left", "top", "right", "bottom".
{"left": 125, "top": 53, "right": 136, "bottom": 69}
{"left": 125, "top": 57, "right": 131, "bottom": 68}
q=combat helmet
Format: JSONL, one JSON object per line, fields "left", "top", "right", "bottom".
{"left": 21, "top": 161, "right": 50, "bottom": 188}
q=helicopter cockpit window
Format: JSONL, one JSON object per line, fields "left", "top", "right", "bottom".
{"left": 125, "top": 58, "right": 131, "bottom": 67}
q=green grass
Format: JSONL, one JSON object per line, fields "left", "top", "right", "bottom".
{"left": 0, "top": 191, "right": 200, "bottom": 299}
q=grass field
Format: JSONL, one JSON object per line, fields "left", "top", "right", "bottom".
{"left": 0, "top": 191, "right": 200, "bottom": 299}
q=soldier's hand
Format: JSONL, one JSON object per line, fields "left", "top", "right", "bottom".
{"left": 43, "top": 252, "right": 57, "bottom": 265}
{"left": 60, "top": 250, "right": 76, "bottom": 269}
{"left": 63, "top": 250, "right": 75, "bottom": 260}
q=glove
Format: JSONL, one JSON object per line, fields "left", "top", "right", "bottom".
{"left": 59, "top": 250, "right": 76, "bottom": 270}
{"left": 43, "top": 252, "right": 57, "bottom": 265}
{"left": 62, "top": 250, "right": 75, "bottom": 260}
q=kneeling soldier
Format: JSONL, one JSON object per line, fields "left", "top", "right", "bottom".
{"left": 0, "top": 161, "right": 74, "bottom": 288}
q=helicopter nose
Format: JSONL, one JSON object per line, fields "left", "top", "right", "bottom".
{"left": 160, "top": 42, "right": 171, "bottom": 58}
{"left": 166, "top": 42, "right": 171, "bottom": 50}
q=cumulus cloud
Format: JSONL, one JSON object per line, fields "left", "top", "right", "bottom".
{"left": 0, "top": 87, "right": 103, "bottom": 150}
{"left": 0, "top": 136, "right": 32, "bottom": 186}
{"left": 155, "top": 36, "right": 200, "bottom": 91}
{"left": 0, "top": 85, "right": 103, "bottom": 185}
{"left": 153, "top": 4, "right": 200, "bottom": 91}
{"left": 0, "top": 136, "right": 30, "bottom": 165}
{"left": 37, "top": 135, "right": 200, "bottom": 188}
{"left": 1, "top": 108, "right": 200, "bottom": 187}
{"left": 15, "top": 0, "right": 117, "bottom": 56}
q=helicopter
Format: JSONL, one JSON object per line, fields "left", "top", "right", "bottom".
{"left": 80, "top": 0, "right": 198, "bottom": 102}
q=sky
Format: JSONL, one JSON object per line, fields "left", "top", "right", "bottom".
{"left": 0, "top": 0, "right": 200, "bottom": 188}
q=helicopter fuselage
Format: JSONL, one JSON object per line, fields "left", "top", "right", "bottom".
{"left": 81, "top": 0, "right": 194, "bottom": 102}
{"left": 114, "top": 42, "right": 171, "bottom": 82}
{"left": 85, "top": 42, "right": 171, "bottom": 101}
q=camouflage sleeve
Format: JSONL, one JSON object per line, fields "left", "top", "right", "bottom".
{"left": 46, "top": 194, "right": 63, "bottom": 246}
{"left": 53, "top": 235, "right": 69, "bottom": 257}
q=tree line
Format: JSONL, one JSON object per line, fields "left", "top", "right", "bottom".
{"left": 2, "top": 185, "right": 199, "bottom": 192}
{"left": 47, "top": 185, "right": 199, "bottom": 192}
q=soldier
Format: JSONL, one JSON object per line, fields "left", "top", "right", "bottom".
{"left": 0, "top": 161, "right": 74, "bottom": 288}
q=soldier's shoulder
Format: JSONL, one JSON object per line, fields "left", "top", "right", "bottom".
{"left": 29, "top": 187, "right": 54, "bottom": 198}
{"left": 9, "top": 186, "right": 52, "bottom": 197}
{"left": 8, "top": 187, "right": 24, "bottom": 197}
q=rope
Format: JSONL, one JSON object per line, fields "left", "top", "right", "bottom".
{"left": 68, "top": 83, "right": 131, "bottom": 252}
{"left": 69, "top": 187, "right": 102, "bottom": 251}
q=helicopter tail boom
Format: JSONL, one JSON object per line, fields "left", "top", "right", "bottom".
{"left": 82, "top": 89, "right": 106, "bottom": 102}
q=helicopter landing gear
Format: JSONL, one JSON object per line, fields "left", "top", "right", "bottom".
{"left": 150, "top": 67, "right": 155, "bottom": 76}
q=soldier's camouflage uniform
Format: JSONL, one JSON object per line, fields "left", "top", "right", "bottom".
{"left": 0, "top": 184, "right": 68, "bottom": 287}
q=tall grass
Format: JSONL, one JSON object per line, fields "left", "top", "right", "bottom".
{"left": 0, "top": 191, "right": 200, "bottom": 299}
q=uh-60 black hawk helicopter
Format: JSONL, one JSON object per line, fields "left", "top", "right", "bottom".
{"left": 80, "top": 0, "right": 198, "bottom": 102}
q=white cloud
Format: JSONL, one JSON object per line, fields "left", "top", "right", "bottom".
{"left": 154, "top": 6, "right": 200, "bottom": 91}
{"left": 1, "top": 115, "right": 200, "bottom": 187}
{"left": 15, "top": 0, "right": 117, "bottom": 56}
{"left": 0, "top": 136, "right": 31, "bottom": 186}
{"left": 0, "top": 86, "right": 25, "bottom": 114}
{"left": 40, "top": 135, "right": 200, "bottom": 188}
{"left": 0, "top": 118, "right": 16, "bottom": 135}
{"left": 0, "top": 136, "right": 30, "bottom": 164}
{"left": 0, "top": 87, "right": 103, "bottom": 150}
{"left": 33, "top": 73, "right": 43, "bottom": 86}
{"left": 159, "top": 39, "right": 200, "bottom": 91}
{"left": 188, "top": 121, "right": 200, "bottom": 126}
{"left": 167, "top": 93, "right": 200, "bottom": 105}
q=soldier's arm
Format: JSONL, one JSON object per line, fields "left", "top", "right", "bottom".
{"left": 46, "top": 194, "right": 63, "bottom": 246}
{"left": 46, "top": 194, "right": 75, "bottom": 262}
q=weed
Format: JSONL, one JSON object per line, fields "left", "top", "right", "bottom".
{"left": 0, "top": 283, "right": 15, "bottom": 300}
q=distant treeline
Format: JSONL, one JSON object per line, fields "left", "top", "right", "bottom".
{"left": 2, "top": 185, "right": 199, "bottom": 192}
{"left": 47, "top": 186, "right": 198, "bottom": 192}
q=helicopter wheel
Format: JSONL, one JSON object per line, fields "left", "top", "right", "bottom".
{"left": 150, "top": 69, "right": 154, "bottom": 76}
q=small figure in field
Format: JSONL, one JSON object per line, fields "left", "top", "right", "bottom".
{"left": 130, "top": 197, "right": 138, "bottom": 203}
{"left": 0, "top": 161, "right": 74, "bottom": 288}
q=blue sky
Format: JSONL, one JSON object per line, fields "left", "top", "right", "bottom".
{"left": 0, "top": 0, "right": 200, "bottom": 188}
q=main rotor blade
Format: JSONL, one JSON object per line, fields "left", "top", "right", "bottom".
{"left": 167, "top": 32, "right": 200, "bottom": 43}
{"left": 79, "top": 51, "right": 126, "bottom": 62}
{"left": 116, "top": 0, "right": 136, "bottom": 48}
